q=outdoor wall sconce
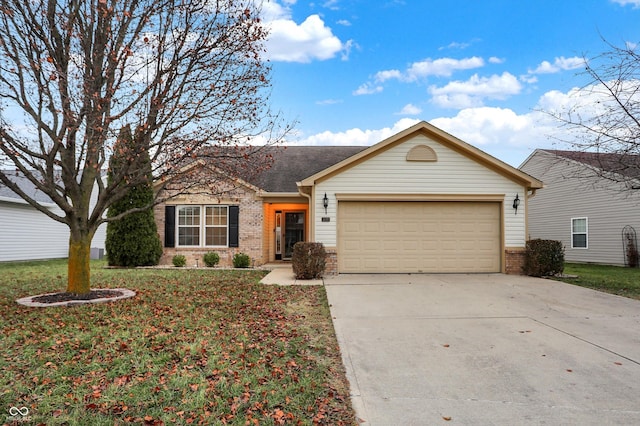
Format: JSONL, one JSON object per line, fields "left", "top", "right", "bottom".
{"left": 323, "top": 193, "right": 329, "bottom": 214}
{"left": 512, "top": 194, "right": 520, "bottom": 215}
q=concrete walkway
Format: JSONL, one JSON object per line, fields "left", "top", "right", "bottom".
{"left": 324, "top": 273, "right": 640, "bottom": 426}
{"left": 259, "top": 263, "right": 323, "bottom": 286}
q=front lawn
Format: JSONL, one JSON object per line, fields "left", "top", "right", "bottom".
{"left": 0, "top": 260, "right": 355, "bottom": 425}
{"left": 552, "top": 263, "right": 640, "bottom": 300}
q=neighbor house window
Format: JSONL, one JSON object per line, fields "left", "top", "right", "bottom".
{"left": 571, "top": 217, "right": 588, "bottom": 249}
{"left": 176, "top": 205, "right": 229, "bottom": 247}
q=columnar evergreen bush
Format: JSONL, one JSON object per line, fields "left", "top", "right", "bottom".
{"left": 105, "top": 126, "right": 162, "bottom": 267}
{"left": 292, "top": 242, "right": 326, "bottom": 279}
{"left": 523, "top": 239, "right": 565, "bottom": 277}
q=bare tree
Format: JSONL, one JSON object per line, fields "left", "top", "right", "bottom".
{"left": 544, "top": 40, "right": 640, "bottom": 190}
{"left": 0, "top": 0, "right": 288, "bottom": 294}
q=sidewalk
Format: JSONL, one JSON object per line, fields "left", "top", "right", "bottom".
{"left": 259, "top": 263, "right": 324, "bottom": 286}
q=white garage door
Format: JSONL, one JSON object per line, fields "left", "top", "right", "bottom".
{"left": 338, "top": 201, "right": 501, "bottom": 273}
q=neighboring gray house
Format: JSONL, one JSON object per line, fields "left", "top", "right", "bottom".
{"left": 0, "top": 172, "right": 106, "bottom": 262}
{"left": 520, "top": 149, "right": 640, "bottom": 266}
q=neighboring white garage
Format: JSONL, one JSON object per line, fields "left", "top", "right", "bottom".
{"left": 338, "top": 201, "right": 501, "bottom": 273}
{"left": 297, "top": 121, "right": 544, "bottom": 275}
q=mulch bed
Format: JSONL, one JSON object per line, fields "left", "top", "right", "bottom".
{"left": 31, "top": 289, "right": 124, "bottom": 304}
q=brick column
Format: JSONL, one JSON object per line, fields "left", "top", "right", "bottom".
{"left": 504, "top": 248, "right": 526, "bottom": 275}
{"left": 324, "top": 247, "right": 338, "bottom": 276}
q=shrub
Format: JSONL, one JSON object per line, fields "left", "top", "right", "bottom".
{"left": 105, "top": 125, "right": 162, "bottom": 267}
{"left": 523, "top": 239, "right": 565, "bottom": 277}
{"left": 232, "top": 252, "right": 251, "bottom": 268}
{"left": 172, "top": 255, "right": 187, "bottom": 267}
{"left": 203, "top": 252, "right": 220, "bottom": 268}
{"left": 292, "top": 242, "right": 326, "bottom": 279}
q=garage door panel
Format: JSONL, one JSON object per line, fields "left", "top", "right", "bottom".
{"left": 338, "top": 201, "right": 501, "bottom": 273}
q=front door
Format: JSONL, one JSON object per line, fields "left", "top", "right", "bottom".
{"left": 282, "top": 212, "right": 305, "bottom": 259}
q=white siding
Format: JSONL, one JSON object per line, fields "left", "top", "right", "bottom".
{"left": 520, "top": 150, "right": 640, "bottom": 266}
{"left": 315, "top": 134, "right": 526, "bottom": 247}
{"left": 0, "top": 201, "right": 70, "bottom": 261}
{"left": 0, "top": 189, "right": 107, "bottom": 262}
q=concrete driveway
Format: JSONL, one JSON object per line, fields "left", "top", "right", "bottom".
{"left": 324, "top": 274, "right": 640, "bottom": 425}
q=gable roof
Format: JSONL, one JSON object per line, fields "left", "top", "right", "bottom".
{"left": 154, "top": 145, "right": 368, "bottom": 194}
{"left": 299, "top": 121, "right": 544, "bottom": 190}
{"left": 539, "top": 149, "right": 640, "bottom": 179}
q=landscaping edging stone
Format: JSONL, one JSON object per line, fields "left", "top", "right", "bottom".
{"left": 16, "top": 288, "right": 136, "bottom": 308}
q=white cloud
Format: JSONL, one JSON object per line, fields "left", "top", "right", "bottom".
{"left": 374, "top": 69, "right": 403, "bottom": 82}
{"left": 353, "top": 83, "right": 383, "bottom": 95}
{"left": 263, "top": 2, "right": 346, "bottom": 63}
{"left": 489, "top": 57, "right": 504, "bottom": 64}
{"left": 429, "top": 72, "right": 522, "bottom": 108}
{"left": 431, "top": 107, "right": 535, "bottom": 146}
{"left": 316, "top": 99, "right": 343, "bottom": 105}
{"left": 337, "top": 19, "right": 351, "bottom": 26}
{"left": 374, "top": 57, "right": 485, "bottom": 84}
{"left": 323, "top": 0, "right": 340, "bottom": 10}
{"left": 396, "top": 104, "right": 422, "bottom": 115}
{"left": 530, "top": 56, "right": 585, "bottom": 74}
{"left": 285, "top": 118, "right": 421, "bottom": 146}
{"left": 439, "top": 41, "right": 471, "bottom": 51}
{"left": 341, "top": 39, "right": 356, "bottom": 61}
{"left": 611, "top": 0, "right": 640, "bottom": 7}
{"left": 281, "top": 83, "right": 632, "bottom": 166}
{"left": 405, "top": 57, "right": 485, "bottom": 81}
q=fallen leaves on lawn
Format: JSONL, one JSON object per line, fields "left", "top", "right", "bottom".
{"left": 1, "top": 268, "right": 356, "bottom": 425}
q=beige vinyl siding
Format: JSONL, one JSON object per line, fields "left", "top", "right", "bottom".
{"left": 520, "top": 150, "right": 640, "bottom": 266}
{"left": 315, "top": 134, "right": 525, "bottom": 248}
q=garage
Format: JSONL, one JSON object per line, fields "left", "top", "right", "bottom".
{"left": 338, "top": 201, "right": 501, "bottom": 273}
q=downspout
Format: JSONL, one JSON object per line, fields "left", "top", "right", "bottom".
{"left": 524, "top": 186, "right": 542, "bottom": 243}
{"left": 297, "top": 183, "right": 314, "bottom": 241}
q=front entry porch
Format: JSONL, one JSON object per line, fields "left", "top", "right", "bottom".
{"left": 263, "top": 202, "right": 309, "bottom": 263}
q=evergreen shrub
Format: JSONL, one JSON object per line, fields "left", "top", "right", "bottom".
{"left": 292, "top": 242, "right": 326, "bottom": 279}
{"left": 105, "top": 125, "right": 162, "bottom": 267}
{"left": 523, "top": 239, "right": 565, "bottom": 277}
{"left": 233, "top": 252, "right": 251, "bottom": 268}
{"left": 172, "top": 255, "right": 187, "bottom": 267}
{"left": 203, "top": 252, "right": 220, "bottom": 267}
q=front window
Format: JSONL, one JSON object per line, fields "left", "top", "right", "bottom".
{"left": 571, "top": 217, "right": 588, "bottom": 249}
{"left": 177, "top": 205, "right": 229, "bottom": 247}
{"left": 178, "top": 206, "right": 200, "bottom": 246}
{"left": 205, "top": 206, "right": 228, "bottom": 246}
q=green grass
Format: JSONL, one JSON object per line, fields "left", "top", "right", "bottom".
{"left": 552, "top": 263, "right": 640, "bottom": 300}
{"left": 0, "top": 260, "right": 355, "bottom": 425}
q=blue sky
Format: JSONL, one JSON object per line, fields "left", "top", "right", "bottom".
{"left": 262, "top": 0, "right": 640, "bottom": 166}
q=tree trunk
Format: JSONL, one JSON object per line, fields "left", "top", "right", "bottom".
{"left": 67, "top": 233, "right": 92, "bottom": 294}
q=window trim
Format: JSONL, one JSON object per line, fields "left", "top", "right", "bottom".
{"left": 571, "top": 217, "right": 588, "bottom": 249}
{"left": 176, "top": 205, "right": 230, "bottom": 248}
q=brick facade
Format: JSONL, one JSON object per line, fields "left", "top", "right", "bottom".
{"left": 504, "top": 247, "right": 526, "bottom": 275}
{"left": 155, "top": 178, "right": 264, "bottom": 268}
